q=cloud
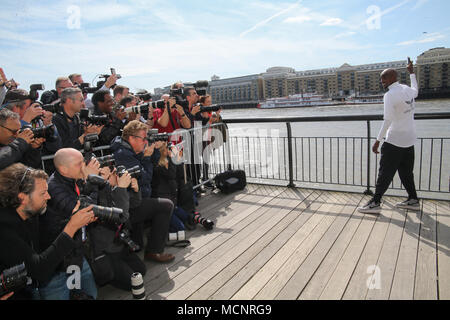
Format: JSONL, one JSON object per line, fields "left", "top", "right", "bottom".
{"left": 320, "top": 18, "right": 343, "bottom": 26}
{"left": 283, "top": 16, "right": 312, "bottom": 24}
{"left": 397, "top": 32, "right": 446, "bottom": 45}
{"left": 412, "top": 0, "right": 430, "bottom": 10}
{"left": 240, "top": 0, "right": 303, "bottom": 37}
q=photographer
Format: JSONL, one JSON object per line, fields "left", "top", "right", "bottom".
{"left": 87, "top": 166, "right": 147, "bottom": 291}
{"left": 113, "top": 85, "right": 129, "bottom": 105}
{"left": 92, "top": 90, "right": 126, "bottom": 146}
{"left": 53, "top": 87, "right": 103, "bottom": 150}
{"left": 0, "top": 163, "right": 96, "bottom": 300}
{"left": 38, "top": 148, "right": 101, "bottom": 300}
{"left": 154, "top": 96, "right": 191, "bottom": 134}
{"left": 111, "top": 120, "right": 175, "bottom": 263}
{"left": 0, "top": 108, "right": 42, "bottom": 170}
{"left": 40, "top": 77, "right": 74, "bottom": 105}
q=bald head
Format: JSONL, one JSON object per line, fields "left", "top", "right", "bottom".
{"left": 54, "top": 148, "right": 84, "bottom": 179}
{"left": 380, "top": 68, "right": 398, "bottom": 89}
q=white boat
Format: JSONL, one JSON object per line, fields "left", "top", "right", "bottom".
{"left": 345, "top": 95, "right": 384, "bottom": 105}
{"left": 257, "top": 93, "right": 342, "bottom": 109}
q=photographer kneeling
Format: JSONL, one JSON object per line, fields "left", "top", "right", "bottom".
{"left": 87, "top": 166, "right": 147, "bottom": 291}
{"left": 0, "top": 163, "right": 96, "bottom": 300}
{"left": 111, "top": 120, "right": 175, "bottom": 263}
{"left": 38, "top": 148, "right": 101, "bottom": 300}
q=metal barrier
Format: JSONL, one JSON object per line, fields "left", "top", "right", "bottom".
{"left": 216, "top": 112, "right": 450, "bottom": 200}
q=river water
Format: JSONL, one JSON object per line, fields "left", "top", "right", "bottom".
{"left": 221, "top": 99, "right": 450, "bottom": 138}
{"left": 212, "top": 99, "right": 449, "bottom": 199}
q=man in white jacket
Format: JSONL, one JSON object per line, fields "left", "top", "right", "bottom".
{"left": 358, "top": 58, "right": 420, "bottom": 214}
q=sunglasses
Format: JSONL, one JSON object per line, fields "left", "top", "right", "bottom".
{"left": 0, "top": 124, "right": 20, "bottom": 135}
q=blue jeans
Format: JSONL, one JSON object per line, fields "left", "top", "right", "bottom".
{"left": 169, "top": 206, "right": 190, "bottom": 232}
{"left": 39, "top": 258, "right": 97, "bottom": 300}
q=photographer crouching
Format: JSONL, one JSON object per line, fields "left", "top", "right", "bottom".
{"left": 38, "top": 148, "right": 101, "bottom": 300}
{"left": 111, "top": 120, "right": 175, "bottom": 263}
{"left": 0, "top": 163, "right": 96, "bottom": 300}
{"left": 85, "top": 165, "right": 147, "bottom": 292}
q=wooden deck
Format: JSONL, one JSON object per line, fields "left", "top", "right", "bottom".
{"left": 98, "top": 184, "right": 450, "bottom": 300}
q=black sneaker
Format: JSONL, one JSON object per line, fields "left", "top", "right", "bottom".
{"left": 358, "top": 200, "right": 381, "bottom": 214}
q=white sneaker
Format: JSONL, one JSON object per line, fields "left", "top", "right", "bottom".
{"left": 396, "top": 199, "right": 420, "bottom": 211}
{"left": 358, "top": 200, "right": 381, "bottom": 214}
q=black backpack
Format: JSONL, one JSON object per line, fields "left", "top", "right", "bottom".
{"left": 214, "top": 170, "right": 247, "bottom": 194}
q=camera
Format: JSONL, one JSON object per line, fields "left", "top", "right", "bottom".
{"left": 200, "top": 104, "right": 221, "bottom": 113}
{"left": 83, "top": 133, "right": 99, "bottom": 163}
{"left": 79, "top": 195, "right": 125, "bottom": 224}
{"left": 0, "top": 263, "right": 28, "bottom": 296}
{"left": 118, "top": 228, "right": 140, "bottom": 252}
{"left": 77, "top": 83, "right": 98, "bottom": 94}
{"left": 29, "top": 84, "right": 45, "bottom": 102}
{"left": 147, "top": 133, "right": 169, "bottom": 144}
{"left": 96, "top": 155, "right": 115, "bottom": 168}
{"left": 193, "top": 80, "right": 209, "bottom": 96}
{"left": 79, "top": 109, "right": 110, "bottom": 126}
{"left": 190, "top": 212, "right": 214, "bottom": 230}
{"left": 31, "top": 124, "right": 55, "bottom": 140}
{"left": 116, "top": 165, "right": 141, "bottom": 179}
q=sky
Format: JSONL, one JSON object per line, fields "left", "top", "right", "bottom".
{"left": 1, "top": 0, "right": 449, "bottom": 95}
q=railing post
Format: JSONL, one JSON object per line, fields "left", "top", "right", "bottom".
{"left": 286, "top": 122, "right": 296, "bottom": 188}
{"left": 364, "top": 120, "right": 374, "bottom": 195}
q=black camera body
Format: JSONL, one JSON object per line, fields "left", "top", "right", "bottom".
{"left": 116, "top": 165, "right": 141, "bottom": 179}
{"left": 193, "top": 80, "right": 209, "bottom": 97}
{"left": 83, "top": 133, "right": 99, "bottom": 163}
{"left": 136, "top": 93, "right": 152, "bottom": 101}
{"left": 97, "top": 155, "right": 115, "bottom": 168}
{"left": 0, "top": 263, "right": 28, "bottom": 296}
{"left": 200, "top": 104, "right": 221, "bottom": 113}
{"left": 31, "top": 123, "right": 55, "bottom": 140}
{"left": 147, "top": 130, "right": 169, "bottom": 144}
{"left": 29, "top": 84, "right": 45, "bottom": 102}
{"left": 79, "top": 109, "right": 110, "bottom": 126}
{"left": 79, "top": 195, "right": 125, "bottom": 224}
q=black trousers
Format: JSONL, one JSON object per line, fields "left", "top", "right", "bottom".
{"left": 129, "top": 197, "right": 174, "bottom": 254}
{"left": 373, "top": 142, "right": 418, "bottom": 203}
{"left": 108, "top": 248, "right": 147, "bottom": 291}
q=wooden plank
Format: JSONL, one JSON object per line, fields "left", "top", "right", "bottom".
{"left": 274, "top": 192, "right": 361, "bottom": 300}
{"left": 414, "top": 199, "right": 438, "bottom": 300}
{"left": 254, "top": 192, "right": 349, "bottom": 300}
{"left": 274, "top": 192, "right": 356, "bottom": 299}
{"left": 365, "top": 198, "right": 408, "bottom": 300}
{"left": 208, "top": 191, "right": 323, "bottom": 300}
{"left": 231, "top": 191, "right": 337, "bottom": 300}
{"left": 165, "top": 192, "right": 312, "bottom": 300}
{"left": 187, "top": 195, "right": 306, "bottom": 300}
{"left": 298, "top": 195, "right": 367, "bottom": 300}
{"left": 435, "top": 200, "right": 450, "bottom": 300}
{"left": 388, "top": 200, "right": 422, "bottom": 300}
{"left": 318, "top": 197, "right": 380, "bottom": 300}
{"left": 146, "top": 191, "right": 303, "bottom": 299}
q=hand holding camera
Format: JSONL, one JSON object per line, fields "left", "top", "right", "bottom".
{"left": 63, "top": 201, "right": 96, "bottom": 238}
{"left": 117, "top": 170, "right": 132, "bottom": 189}
{"left": 17, "top": 128, "right": 35, "bottom": 144}
{"left": 83, "top": 157, "right": 101, "bottom": 178}
{"left": 22, "top": 103, "right": 45, "bottom": 124}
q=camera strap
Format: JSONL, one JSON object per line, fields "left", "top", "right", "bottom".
{"left": 168, "top": 106, "right": 178, "bottom": 130}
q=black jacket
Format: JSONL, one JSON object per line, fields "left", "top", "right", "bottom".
{"left": 0, "top": 138, "right": 42, "bottom": 170}
{"left": 52, "top": 110, "right": 84, "bottom": 150}
{"left": 0, "top": 206, "right": 75, "bottom": 299}
{"left": 152, "top": 161, "right": 184, "bottom": 205}
{"left": 110, "top": 137, "right": 159, "bottom": 199}
{"left": 93, "top": 105, "right": 124, "bottom": 146}
{"left": 39, "top": 171, "right": 96, "bottom": 272}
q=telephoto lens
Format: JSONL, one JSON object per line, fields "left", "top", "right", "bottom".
{"left": 192, "top": 212, "right": 214, "bottom": 230}
{"left": 0, "top": 263, "right": 28, "bottom": 296}
{"left": 168, "top": 230, "right": 186, "bottom": 241}
{"left": 31, "top": 124, "right": 55, "bottom": 140}
{"left": 131, "top": 272, "right": 146, "bottom": 300}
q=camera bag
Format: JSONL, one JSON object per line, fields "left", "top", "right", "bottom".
{"left": 214, "top": 170, "right": 247, "bottom": 194}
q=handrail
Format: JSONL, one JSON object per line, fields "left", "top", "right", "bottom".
{"left": 221, "top": 112, "right": 450, "bottom": 124}
{"left": 220, "top": 111, "right": 450, "bottom": 196}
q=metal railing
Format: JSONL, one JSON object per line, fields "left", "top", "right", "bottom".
{"left": 40, "top": 112, "right": 450, "bottom": 200}
{"left": 215, "top": 112, "right": 450, "bottom": 200}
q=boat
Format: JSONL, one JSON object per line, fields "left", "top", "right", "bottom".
{"left": 257, "top": 93, "right": 343, "bottom": 109}
{"left": 345, "top": 94, "right": 384, "bottom": 105}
